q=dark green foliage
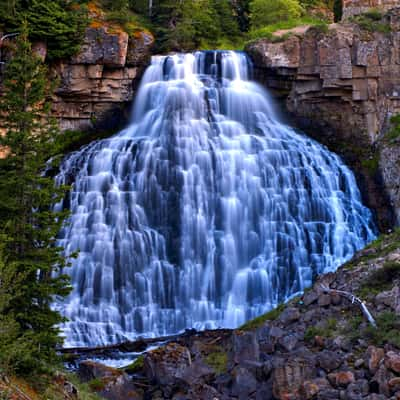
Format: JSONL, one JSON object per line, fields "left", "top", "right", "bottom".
{"left": 0, "top": 0, "right": 87, "bottom": 60}
{"left": 364, "top": 312, "right": 400, "bottom": 348}
{"left": 151, "top": 0, "right": 242, "bottom": 52}
{"left": 0, "top": 27, "right": 71, "bottom": 375}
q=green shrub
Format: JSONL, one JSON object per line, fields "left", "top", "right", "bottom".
{"left": 250, "top": 0, "right": 303, "bottom": 28}
{"left": 386, "top": 114, "right": 400, "bottom": 143}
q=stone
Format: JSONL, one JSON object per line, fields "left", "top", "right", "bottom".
{"left": 371, "top": 364, "right": 395, "bottom": 397}
{"left": 300, "top": 378, "right": 331, "bottom": 400}
{"left": 385, "top": 351, "right": 400, "bottom": 374}
{"left": 144, "top": 342, "right": 192, "bottom": 386}
{"left": 318, "top": 350, "right": 343, "bottom": 372}
{"left": 366, "top": 346, "right": 385, "bottom": 374}
{"left": 389, "top": 377, "right": 400, "bottom": 392}
{"left": 346, "top": 380, "right": 370, "bottom": 400}
{"left": 126, "top": 31, "right": 154, "bottom": 67}
{"left": 278, "top": 334, "right": 298, "bottom": 352}
{"left": 272, "top": 357, "right": 317, "bottom": 400}
{"left": 278, "top": 307, "right": 301, "bottom": 325}
{"left": 303, "top": 290, "right": 320, "bottom": 306}
{"left": 318, "top": 293, "right": 332, "bottom": 307}
{"left": 375, "top": 286, "right": 400, "bottom": 310}
{"left": 233, "top": 330, "right": 260, "bottom": 363}
{"left": 330, "top": 371, "right": 356, "bottom": 388}
{"left": 231, "top": 366, "right": 258, "bottom": 400}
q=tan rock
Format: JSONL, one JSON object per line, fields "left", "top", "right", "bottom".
{"left": 385, "top": 351, "right": 400, "bottom": 374}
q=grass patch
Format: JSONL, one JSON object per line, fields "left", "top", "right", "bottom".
{"left": 246, "top": 16, "right": 327, "bottom": 42}
{"left": 240, "top": 303, "right": 285, "bottom": 330}
{"left": 364, "top": 311, "right": 400, "bottom": 348}
{"left": 88, "top": 378, "right": 105, "bottom": 392}
{"left": 205, "top": 351, "right": 228, "bottom": 375}
{"left": 358, "top": 261, "right": 400, "bottom": 298}
{"left": 344, "top": 228, "right": 400, "bottom": 270}
{"left": 350, "top": 9, "right": 391, "bottom": 34}
{"left": 304, "top": 318, "right": 337, "bottom": 342}
{"left": 345, "top": 312, "right": 400, "bottom": 348}
{"left": 123, "top": 355, "right": 144, "bottom": 375}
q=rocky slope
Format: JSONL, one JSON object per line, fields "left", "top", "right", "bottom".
{"left": 68, "top": 230, "right": 400, "bottom": 400}
{"left": 246, "top": 8, "right": 400, "bottom": 230}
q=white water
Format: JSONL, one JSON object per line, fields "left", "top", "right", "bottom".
{"left": 54, "top": 51, "right": 376, "bottom": 347}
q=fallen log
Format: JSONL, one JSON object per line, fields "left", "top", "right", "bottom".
{"left": 319, "top": 283, "right": 377, "bottom": 328}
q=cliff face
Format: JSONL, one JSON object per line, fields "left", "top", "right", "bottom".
{"left": 50, "top": 26, "right": 154, "bottom": 132}
{"left": 246, "top": 8, "right": 400, "bottom": 229}
{"left": 342, "top": 0, "right": 400, "bottom": 19}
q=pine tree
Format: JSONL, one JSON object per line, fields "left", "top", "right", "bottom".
{"left": 0, "top": 25, "right": 71, "bottom": 375}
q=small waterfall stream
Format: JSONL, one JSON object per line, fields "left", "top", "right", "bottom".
{"left": 55, "top": 51, "right": 376, "bottom": 348}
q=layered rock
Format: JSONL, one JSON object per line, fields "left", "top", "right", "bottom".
{"left": 342, "top": 0, "right": 400, "bottom": 19}
{"left": 246, "top": 9, "right": 400, "bottom": 228}
{"left": 51, "top": 27, "right": 154, "bottom": 132}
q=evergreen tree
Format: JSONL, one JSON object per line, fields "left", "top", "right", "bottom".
{"left": 0, "top": 26, "right": 71, "bottom": 375}
{"left": 0, "top": 0, "right": 87, "bottom": 60}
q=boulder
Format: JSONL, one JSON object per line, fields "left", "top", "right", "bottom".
{"left": 144, "top": 342, "right": 192, "bottom": 386}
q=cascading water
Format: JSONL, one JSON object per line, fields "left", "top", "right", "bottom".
{"left": 55, "top": 51, "right": 376, "bottom": 348}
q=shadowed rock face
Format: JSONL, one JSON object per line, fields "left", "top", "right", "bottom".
{"left": 246, "top": 9, "right": 400, "bottom": 229}
{"left": 50, "top": 27, "right": 154, "bottom": 132}
{"left": 342, "top": 0, "right": 399, "bottom": 19}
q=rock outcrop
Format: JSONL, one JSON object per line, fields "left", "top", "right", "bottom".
{"left": 72, "top": 229, "right": 400, "bottom": 400}
{"left": 51, "top": 26, "right": 154, "bottom": 132}
{"left": 246, "top": 8, "right": 400, "bottom": 229}
{"left": 342, "top": 0, "right": 399, "bottom": 19}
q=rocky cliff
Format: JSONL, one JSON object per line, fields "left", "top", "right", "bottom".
{"left": 65, "top": 229, "right": 400, "bottom": 400}
{"left": 50, "top": 26, "right": 154, "bottom": 132}
{"left": 246, "top": 8, "right": 400, "bottom": 230}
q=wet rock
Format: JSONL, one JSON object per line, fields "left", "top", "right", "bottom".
{"left": 318, "top": 350, "right": 344, "bottom": 372}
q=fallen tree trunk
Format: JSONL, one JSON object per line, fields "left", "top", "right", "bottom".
{"left": 319, "top": 283, "right": 377, "bottom": 328}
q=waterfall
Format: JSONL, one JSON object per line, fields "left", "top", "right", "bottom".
{"left": 54, "top": 51, "right": 376, "bottom": 348}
